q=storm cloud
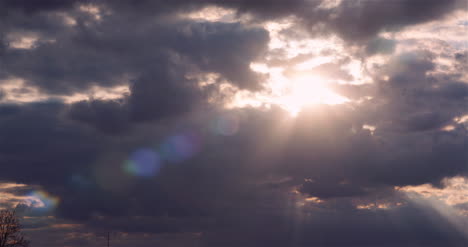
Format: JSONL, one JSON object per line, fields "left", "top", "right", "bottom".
{"left": 0, "top": 1, "right": 467, "bottom": 247}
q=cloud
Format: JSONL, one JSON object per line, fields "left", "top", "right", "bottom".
{"left": 322, "top": 0, "right": 464, "bottom": 42}
{"left": 0, "top": 102, "right": 466, "bottom": 246}
{"left": 0, "top": 1, "right": 467, "bottom": 246}
{"left": 2, "top": 21, "right": 268, "bottom": 91}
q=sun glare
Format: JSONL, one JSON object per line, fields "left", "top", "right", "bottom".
{"left": 230, "top": 68, "right": 349, "bottom": 116}
{"left": 277, "top": 75, "right": 349, "bottom": 116}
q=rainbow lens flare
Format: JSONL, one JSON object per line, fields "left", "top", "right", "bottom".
{"left": 29, "top": 190, "right": 59, "bottom": 211}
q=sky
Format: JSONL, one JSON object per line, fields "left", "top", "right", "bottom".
{"left": 0, "top": 0, "right": 467, "bottom": 246}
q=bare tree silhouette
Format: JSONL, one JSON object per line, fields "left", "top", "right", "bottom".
{"left": 0, "top": 210, "right": 29, "bottom": 247}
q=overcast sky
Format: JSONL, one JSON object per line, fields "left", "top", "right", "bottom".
{"left": 0, "top": 0, "right": 467, "bottom": 246}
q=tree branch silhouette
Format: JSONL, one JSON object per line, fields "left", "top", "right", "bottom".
{"left": 0, "top": 210, "right": 29, "bottom": 247}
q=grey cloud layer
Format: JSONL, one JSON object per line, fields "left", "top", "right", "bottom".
{"left": 0, "top": 1, "right": 467, "bottom": 247}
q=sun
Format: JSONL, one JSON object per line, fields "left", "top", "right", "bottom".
{"left": 277, "top": 75, "right": 349, "bottom": 116}
{"left": 231, "top": 64, "right": 349, "bottom": 115}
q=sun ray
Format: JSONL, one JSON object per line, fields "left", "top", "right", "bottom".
{"left": 277, "top": 75, "right": 349, "bottom": 116}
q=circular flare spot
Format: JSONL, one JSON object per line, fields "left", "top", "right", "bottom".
{"left": 124, "top": 149, "right": 161, "bottom": 177}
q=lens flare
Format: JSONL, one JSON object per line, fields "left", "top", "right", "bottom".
{"left": 28, "top": 190, "right": 59, "bottom": 211}
{"left": 159, "top": 132, "right": 202, "bottom": 163}
{"left": 124, "top": 149, "right": 161, "bottom": 177}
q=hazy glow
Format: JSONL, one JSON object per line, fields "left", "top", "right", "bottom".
{"left": 294, "top": 56, "right": 334, "bottom": 70}
{"left": 0, "top": 77, "right": 129, "bottom": 104}
{"left": 56, "top": 12, "right": 77, "bottom": 26}
{"left": 0, "top": 183, "right": 31, "bottom": 209}
{"left": 398, "top": 177, "right": 468, "bottom": 237}
{"left": 8, "top": 36, "right": 38, "bottom": 49}
{"left": 78, "top": 4, "right": 102, "bottom": 21}
{"left": 441, "top": 125, "right": 456, "bottom": 131}
{"left": 356, "top": 203, "right": 392, "bottom": 210}
{"left": 180, "top": 6, "right": 236, "bottom": 22}
{"left": 455, "top": 115, "right": 468, "bottom": 124}
{"left": 277, "top": 75, "right": 349, "bottom": 115}
{"left": 317, "top": 0, "right": 342, "bottom": 9}
{"left": 389, "top": 10, "right": 468, "bottom": 49}
{"left": 63, "top": 85, "right": 130, "bottom": 103}
{"left": 362, "top": 124, "right": 376, "bottom": 134}
{"left": 0, "top": 183, "right": 27, "bottom": 190}
{"left": 227, "top": 18, "right": 358, "bottom": 115}
{"left": 236, "top": 65, "right": 349, "bottom": 115}
{"left": 50, "top": 224, "right": 83, "bottom": 229}
{"left": 397, "top": 177, "right": 468, "bottom": 207}
{"left": 0, "top": 78, "right": 48, "bottom": 103}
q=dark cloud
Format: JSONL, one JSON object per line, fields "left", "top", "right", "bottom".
{"left": 1, "top": 10, "right": 269, "bottom": 125}
{"left": 68, "top": 99, "right": 130, "bottom": 134}
{"left": 1, "top": 102, "right": 466, "bottom": 246}
{"left": 323, "top": 0, "right": 463, "bottom": 42}
{"left": 0, "top": 102, "right": 102, "bottom": 187}
{"left": 204, "top": 199, "right": 468, "bottom": 247}
{"left": 208, "top": 0, "right": 465, "bottom": 43}
{"left": 1, "top": 20, "right": 268, "bottom": 93}
{"left": 336, "top": 50, "right": 467, "bottom": 132}
{"left": 2, "top": 0, "right": 463, "bottom": 46}
{"left": 0, "top": 0, "right": 80, "bottom": 13}
{"left": 0, "top": 1, "right": 467, "bottom": 246}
